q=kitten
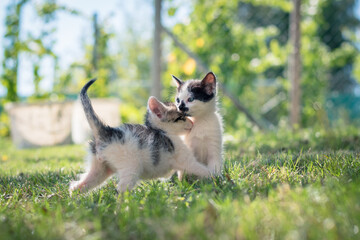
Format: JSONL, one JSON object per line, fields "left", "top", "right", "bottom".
{"left": 69, "top": 79, "right": 211, "bottom": 193}
{"left": 172, "top": 72, "right": 223, "bottom": 179}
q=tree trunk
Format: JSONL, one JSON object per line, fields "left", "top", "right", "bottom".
{"left": 151, "top": 0, "right": 162, "bottom": 98}
{"left": 289, "top": 0, "right": 302, "bottom": 128}
{"left": 92, "top": 13, "right": 99, "bottom": 72}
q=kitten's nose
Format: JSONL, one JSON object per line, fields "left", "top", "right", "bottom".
{"left": 179, "top": 100, "right": 189, "bottom": 112}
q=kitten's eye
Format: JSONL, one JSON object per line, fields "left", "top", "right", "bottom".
{"left": 176, "top": 98, "right": 180, "bottom": 103}
{"left": 188, "top": 97, "right": 194, "bottom": 102}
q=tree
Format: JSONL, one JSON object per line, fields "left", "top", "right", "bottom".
{"left": 53, "top": 13, "right": 117, "bottom": 98}
{"left": 1, "top": 0, "right": 79, "bottom": 101}
{"left": 164, "top": 0, "right": 290, "bottom": 129}
{"left": 1, "top": 0, "right": 30, "bottom": 102}
{"left": 316, "top": 0, "right": 359, "bottom": 93}
{"left": 164, "top": 0, "right": 359, "bottom": 129}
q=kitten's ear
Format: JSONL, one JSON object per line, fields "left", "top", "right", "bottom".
{"left": 201, "top": 72, "right": 217, "bottom": 95}
{"left": 172, "top": 75, "right": 184, "bottom": 89}
{"left": 148, "top": 96, "right": 167, "bottom": 119}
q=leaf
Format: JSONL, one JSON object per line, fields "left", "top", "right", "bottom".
{"left": 168, "top": 7, "right": 177, "bottom": 16}
{"left": 182, "top": 58, "right": 196, "bottom": 75}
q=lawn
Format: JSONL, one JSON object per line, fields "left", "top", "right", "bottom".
{"left": 0, "top": 131, "right": 360, "bottom": 240}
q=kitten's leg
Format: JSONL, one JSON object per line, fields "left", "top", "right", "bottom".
{"left": 177, "top": 170, "right": 184, "bottom": 181}
{"left": 206, "top": 147, "right": 223, "bottom": 175}
{"left": 207, "top": 159, "right": 222, "bottom": 175}
{"left": 70, "top": 154, "right": 113, "bottom": 193}
{"left": 108, "top": 156, "right": 141, "bottom": 193}
{"left": 174, "top": 150, "right": 211, "bottom": 178}
{"left": 116, "top": 169, "right": 138, "bottom": 193}
{"left": 183, "top": 159, "right": 211, "bottom": 178}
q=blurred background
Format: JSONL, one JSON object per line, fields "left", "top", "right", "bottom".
{"left": 1, "top": 0, "right": 360, "bottom": 150}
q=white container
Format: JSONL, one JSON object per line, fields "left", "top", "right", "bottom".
{"left": 71, "top": 98, "right": 120, "bottom": 144}
{"left": 5, "top": 98, "right": 120, "bottom": 148}
{"left": 6, "top": 101, "right": 74, "bottom": 148}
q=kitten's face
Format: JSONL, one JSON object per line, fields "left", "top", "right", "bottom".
{"left": 147, "top": 97, "right": 193, "bottom": 135}
{"left": 173, "top": 72, "right": 217, "bottom": 117}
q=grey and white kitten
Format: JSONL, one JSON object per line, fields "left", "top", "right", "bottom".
{"left": 172, "top": 72, "right": 223, "bottom": 179}
{"left": 69, "top": 79, "right": 211, "bottom": 194}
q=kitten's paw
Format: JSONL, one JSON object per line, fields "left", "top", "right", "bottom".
{"left": 69, "top": 180, "right": 84, "bottom": 195}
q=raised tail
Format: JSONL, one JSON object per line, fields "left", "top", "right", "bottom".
{"left": 80, "top": 78, "right": 107, "bottom": 139}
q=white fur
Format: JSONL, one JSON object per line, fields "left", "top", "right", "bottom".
{"left": 174, "top": 77, "right": 223, "bottom": 179}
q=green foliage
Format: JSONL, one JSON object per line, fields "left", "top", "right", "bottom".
{"left": 227, "top": 123, "right": 360, "bottom": 153}
{"left": 28, "top": 0, "right": 79, "bottom": 99}
{"left": 353, "top": 55, "right": 360, "bottom": 84}
{"left": 1, "top": 0, "right": 359, "bottom": 133}
{"left": 1, "top": 130, "right": 360, "bottom": 239}
{"left": 53, "top": 14, "right": 116, "bottom": 98}
{"left": 164, "top": 0, "right": 359, "bottom": 129}
{"left": 241, "top": 0, "right": 292, "bottom": 11}
{"left": 114, "top": 29, "right": 152, "bottom": 123}
{"left": 0, "top": 112, "right": 10, "bottom": 137}
{"left": 1, "top": 0, "right": 30, "bottom": 103}
{"left": 299, "top": 14, "right": 329, "bottom": 126}
{"left": 35, "top": 0, "right": 80, "bottom": 22}
{"left": 119, "top": 103, "right": 147, "bottom": 124}
{"left": 1, "top": 0, "right": 79, "bottom": 102}
{"left": 164, "top": 0, "right": 292, "bottom": 129}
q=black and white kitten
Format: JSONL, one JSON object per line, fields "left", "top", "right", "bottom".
{"left": 172, "top": 72, "right": 223, "bottom": 179}
{"left": 69, "top": 79, "right": 211, "bottom": 193}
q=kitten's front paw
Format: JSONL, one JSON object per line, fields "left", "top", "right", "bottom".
{"left": 69, "top": 180, "right": 83, "bottom": 195}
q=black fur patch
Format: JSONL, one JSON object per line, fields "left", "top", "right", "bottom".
{"left": 178, "top": 101, "right": 189, "bottom": 112}
{"left": 89, "top": 139, "right": 96, "bottom": 154}
{"left": 123, "top": 124, "right": 149, "bottom": 149}
{"left": 90, "top": 128, "right": 125, "bottom": 155}
{"left": 150, "top": 128, "right": 174, "bottom": 165}
{"left": 125, "top": 120, "right": 175, "bottom": 165}
{"left": 100, "top": 126, "right": 125, "bottom": 143}
{"left": 144, "top": 111, "right": 151, "bottom": 127}
{"left": 172, "top": 75, "right": 184, "bottom": 91}
{"left": 187, "top": 81, "right": 215, "bottom": 102}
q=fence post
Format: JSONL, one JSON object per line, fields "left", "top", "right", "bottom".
{"left": 151, "top": 0, "right": 162, "bottom": 98}
{"left": 92, "top": 13, "right": 99, "bottom": 72}
{"left": 289, "top": 0, "right": 301, "bottom": 128}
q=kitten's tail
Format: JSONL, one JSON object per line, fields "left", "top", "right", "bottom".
{"left": 80, "top": 78, "right": 107, "bottom": 139}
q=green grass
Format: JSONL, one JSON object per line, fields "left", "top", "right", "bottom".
{"left": 1, "top": 134, "right": 360, "bottom": 240}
